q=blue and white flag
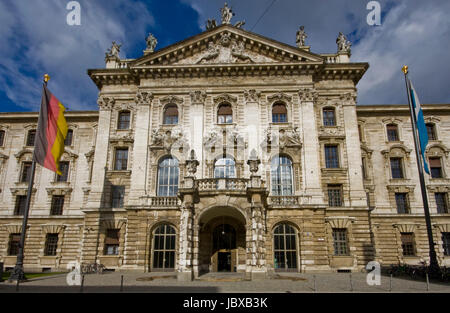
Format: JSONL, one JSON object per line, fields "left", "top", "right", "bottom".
{"left": 409, "top": 79, "right": 430, "bottom": 174}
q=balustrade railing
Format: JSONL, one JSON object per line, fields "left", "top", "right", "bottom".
{"left": 197, "top": 178, "right": 248, "bottom": 192}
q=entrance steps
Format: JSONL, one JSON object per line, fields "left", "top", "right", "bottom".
{"left": 196, "top": 272, "right": 246, "bottom": 282}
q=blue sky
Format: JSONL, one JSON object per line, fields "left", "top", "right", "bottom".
{"left": 0, "top": 0, "right": 449, "bottom": 112}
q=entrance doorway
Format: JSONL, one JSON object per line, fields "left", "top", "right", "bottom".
{"left": 218, "top": 251, "right": 231, "bottom": 272}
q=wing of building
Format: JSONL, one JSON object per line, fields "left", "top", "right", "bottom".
{"left": 1, "top": 19, "right": 449, "bottom": 280}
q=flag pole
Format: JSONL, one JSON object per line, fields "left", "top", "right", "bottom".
{"left": 9, "top": 74, "right": 50, "bottom": 282}
{"left": 402, "top": 66, "right": 440, "bottom": 276}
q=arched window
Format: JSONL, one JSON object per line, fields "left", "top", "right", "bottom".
{"left": 386, "top": 124, "right": 399, "bottom": 141}
{"left": 271, "top": 156, "right": 293, "bottom": 195}
{"left": 152, "top": 224, "right": 176, "bottom": 271}
{"left": 323, "top": 107, "right": 336, "bottom": 126}
{"left": 272, "top": 102, "right": 287, "bottom": 123}
{"left": 157, "top": 156, "right": 179, "bottom": 196}
{"left": 217, "top": 103, "right": 233, "bottom": 124}
{"left": 273, "top": 223, "right": 298, "bottom": 272}
{"left": 426, "top": 123, "right": 437, "bottom": 141}
{"left": 118, "top": 111, "right": 130, "bottom": 129}
{"left": 163, "top": 104, "right": 179, "bottom": 125}
{"left": 214, "top": 157, "right": 236, "bottom": 178}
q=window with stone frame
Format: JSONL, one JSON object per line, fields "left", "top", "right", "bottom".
{"left": 0, "top": 130, "right": 5, "bottom": 147}
{"left": 323, "top": 107, "right": 336, "bottom": 126}
{"left": 358, "top": 124, "right": 363, "bottom": 142}
{"left": 429, "top": 157, "right": 443, "bottom": 179}
{"left": 395, "top": 193, "right": 410, "bottom": 214}
{"left": 273, "top": 223, "right": 298, "bottom": 271}
{"left": 111, "top": 185, "right": 125, "bottom": 208}
{"left": 157, "top": 157, "right": 179, "bottom": 196}
{"left": 390, "top": 157, "right": 404, "bottom": 179}
{"left": 362, "top": 157, "right": 367, "bottom": 179}
{"left": 435, "top": 192, "right": 449, "bottom": 214}
{"left": 332, "top": 228, "right": 349, "bottom": 256}
{"left": 328, "top": 184, "right": 343, "bottom": 207}
{"left": 114, "top": 148, "right": 128, "bottom": 171}
{"left": 426, "top": 123, "right": 437, "bottom": 141}
{"left": 272, "top": 102, "right": 287, "bottom": 123}
{"left": 44, "top": 233, "right": 58, "bottom": 256}
{"left": 217, "top": 103, "right": 233, "bottom": 124}
{"left": 56, "top": 161, "right": 70, "bottom": 182}
{"left": 50, "top": 195, "right": 64, "bottom": 215}
{"left": 324, "top": 144, "right": 339, "bottom": 168}
{"left": 163, "top": 104, "right": 179, "bottom": 125}
{"left": 117, "top": 111, "right": 131, "bottom": 129}
{"left": 400, "top": 232, "right": 416, "bottom": 256}
{"left": 443, "top": 232, "right": 450, "bottom": 256}
{"left": 386, "top": 124, "right": 399, "bottom": 142}
{"left": 26, "top": 130, "right": 36, "bottom": 146}
{"left": 271, "top": 156, "right": 293, "bottom": 196}
{"left": 8, "top": 233, "right": 20, "bottom": 256}
{"left": 104, "top": 229, "right": 120, "bottom": 255}
{"left": 20, "top": 161, "right": 32, "bottom": 183}
{"left": 64, "top": 129, "right": 73, "bottom": 146}
{"left": 14, "top": 195, "right": 27, "bottom": 216}
{"left": 152, "top": 224, "right": 176, "bottom": 271}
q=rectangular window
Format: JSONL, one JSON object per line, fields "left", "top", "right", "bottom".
{"left": 332, "top": 228, "right": 349, "bottom": 256}
{"left": 429, "top": 158, "right": 443, "bottom": 179}
{"left": 0, "top": 130, "right": 5, "bottom": 146}
{"left": 435, "top": 193, "right": 449, "bottom": 214}
{"left": 8, "top": 233, "right": 21, "bottom": 256}
{"left": 14, "top": 195, "right": 27, "bottom": 216}
{"left": 64, "top": 129, "right": 73, "bottom": 146}
{"left": 26, "top": 130, "right": 36, "bottom": 146}
{"left": 50, "top": 196, "right": 64, "bottom": 215}
{"left": 56, "top": 161, "right": 70, "bottom": 182}
{"left": 395, "top": 193, "right": 410, "bottom": 214}
{"left": 118, "top": 112, "right": 130, "bottom": 129}
{"left": 325, "top": 145, "right": 339, "bottom": 168}
{"left": 443, "top": 233, "right": 450, "bottom": 256}
{"left": 362, "top": 157, "right": 367, "bottom": 179}
{"left": 358, "top": 125, "right": 363, "bottom": 142}
{"left": 114, "top": 148, "right": 128, "bottom": 170}
{"left": 328, "top": 185, "right": 342, "bottom": 207}
{"left": 323, "top": 109, "right": 336, "bottom": 126}
{"left": 400, "top": 233, "right": 416, "bottom": 256}
{"left": 44, "top": 234, "right": 58, "bottom": 256}
{"left": 387, "top": 125, "right": 399, "bottom": 141}
{"left": 20, "top": 162, "right": 32, "bottom": 183}
{"left": 104, "top": 229, "right": 120, "bottom": 255}
{"left": 390, "top": 158, "right": 404, "bottom": 179}
{"left": 111, "top": 185, "right": 125, "bottom": 208}
{"left": 426, "top": 124, "right": 437, "bottom": 141}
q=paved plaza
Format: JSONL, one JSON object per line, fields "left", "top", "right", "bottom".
{"left": 1, "top": 271, "right": 449, "bottom": 293}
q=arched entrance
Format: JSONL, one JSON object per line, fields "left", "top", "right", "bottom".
{"left": 198, "top": 206, "right": 246, "bottom": 275}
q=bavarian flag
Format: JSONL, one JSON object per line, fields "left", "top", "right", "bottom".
{"left": 34, "top": 84, "right": 68, "bottom": 175}
{"left": 408, "top": 78, "right": 430, "bottom": 174}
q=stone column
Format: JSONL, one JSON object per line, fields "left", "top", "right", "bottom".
{"left": 299, "top": 88, "right": 323, "bottom": 204}
{"left": 244, "top": 90, "right": 261, "bottom": 156}
{"left": 246, "top": 151, "right": 267, "bottom": 280}
{"left": 341, "top": 93, "right": 367, "bottom": 207}
{"left": 128, "top": 91, "right": 153, "bottom": 205}
{"left": 189, "top": 91, "right": 206, "bottom": 178}
{"left": 85, "top": 96, "right": 114, "bottom": 209}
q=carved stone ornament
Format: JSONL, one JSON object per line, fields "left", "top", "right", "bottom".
{"left": 151, "top": 128, "right": 187, "bottom": 153}
{"left": 261, "top": 127, "right": 302, "bottom": 150}
{"left": 227, "top": 125, "right": 246, "bottom": 147}
{"left": 267, "top": 92, "right": 292, "bottom": 103}
{"left": 196, "top": 33, "right": 255, "bottom": 64}
{"left": 98, "top": 97, "right": 115, "bottom": 111}
{"left": 298, "top": 88, "right": 318, "bottom": 102}
{"left": 190, "top": 90, "right": 207, "bottom": 104}
{"left": 213, "top": 93, "right": 237, "bottom": 105}
{"left": 221, "top": 3, "right": 234, "bottom": 24}
{"left": 160, "top": 95, "right": 184, "bottom": 106}
{"left": 185, "top": 150, "right": 199, "bottom": 176}
{"left": 296, "top": 26, "right": 307, "bottom": 48}
{"left": 204, "top": 129, "right": 220, "bottom": 149}
{"left": 336, "top": 32, "right": 352, "bottom": 54}
{"left": 135, "top": 91, "right": 154, "bottom": 105}
{"left": 244, "top": 89, "right": 261, "bottom": 102}
{"left": 145, "top": 33, "right": 157, "bottom": 53}
{"left": 206, "top": 19, "right": 218, "bottom": 30}
{"left": 247, "top": 149, "right": 261, "bottom": 174}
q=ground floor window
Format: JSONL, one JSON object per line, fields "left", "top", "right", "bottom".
{"left": 44, "top": 233, "right": 58, "bottom": 256}
{"left": 332, "top": 228, "right": 349, "bottom": 256}
{"left": 8, "top": 233, "right": 20, "bottom": 256}
{"left": 104, "top": 229, "right": 120, "bottom": 255}
{"left": 400, "top": 232, "right": 416, "bottom": 256}
{"left": 273, "top": 223, "right": 298, "bottom": 272}
{"left": 442, "top": 232, "right": 450, "bottom": 256}
{"left": 152, "top": 224, "right": 176, "bottom": 271}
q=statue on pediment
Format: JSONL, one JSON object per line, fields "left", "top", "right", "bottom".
{"left": 337, "top": 32, "right": 352, "bottom": 54}
{"left": 197, "top": 42, "right": 220, "bottom": 64}
{"left": 145, "top": 33, "right": 158, "bottom": 53}
{"left": 206, "top": 19, "right": 217, "bottom": 30}
{"left": 296, "top": 26, "right": 307, "bottom": 47}
{"left": 106, "top": 41, "right": 121, "bottom": 59}
{"left": 221, "top": 3, "right": 234, "bottom": 24}
{"left": 231, "top": 41, "right": 254, "bottom": 63}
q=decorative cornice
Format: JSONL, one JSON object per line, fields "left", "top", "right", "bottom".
{"left": 213, "top": 93, "right": 237, "bottom": 105}
{"left": 267, "top": 92, "right": 292, "bottom": 103}
{"left": 160, "top": 95, "right": 184, "bottom": 106}
{"left": 98, "top": 96, "right": 115, "bottom": 111}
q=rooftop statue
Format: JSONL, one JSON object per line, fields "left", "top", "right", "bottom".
{"left": 336, "top": 32, "right": 352, "bottom": 54}
{"left": 105, "top": 41, "right": 121, "bottom": 59}
{"left": 296, "top": 26, "right": 307, "bottom": 47}
{"left": 221, "top": 3, "right": 234, "bottom": 24}
{"left": 145, "top": 33, "right": 158, "bottom": 53}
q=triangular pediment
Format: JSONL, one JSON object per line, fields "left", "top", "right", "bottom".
{"left": 131, "top": 25, "right": 324, "bottom": 68}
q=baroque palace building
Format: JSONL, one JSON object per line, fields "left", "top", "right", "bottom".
{"left": 0, "top": 7, "right": 449, "bottom": 280}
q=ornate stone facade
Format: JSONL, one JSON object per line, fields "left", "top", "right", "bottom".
{"left": 0, "top": 21, "right": 449, "bottom": 280}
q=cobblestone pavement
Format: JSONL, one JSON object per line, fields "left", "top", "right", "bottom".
{"left": 1, "top": 271, "right": 449, "bottom": 293}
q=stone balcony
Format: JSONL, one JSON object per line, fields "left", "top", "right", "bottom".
{"left": 267, "top": 195, "right": 313, "bottom": 208}
{"left": 140, "top": 196, "right": 181, "bottom": 208}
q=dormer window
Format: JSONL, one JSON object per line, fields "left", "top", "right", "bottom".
{"left": 163, "top": 105, "right": 178, "bottom": 125}
{"left": 217, "top": 103, "right": 233, "bottom": 124}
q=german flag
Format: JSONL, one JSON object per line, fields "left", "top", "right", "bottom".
{"left": 34, "top": 85, "right": 68, "bottom": 175}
